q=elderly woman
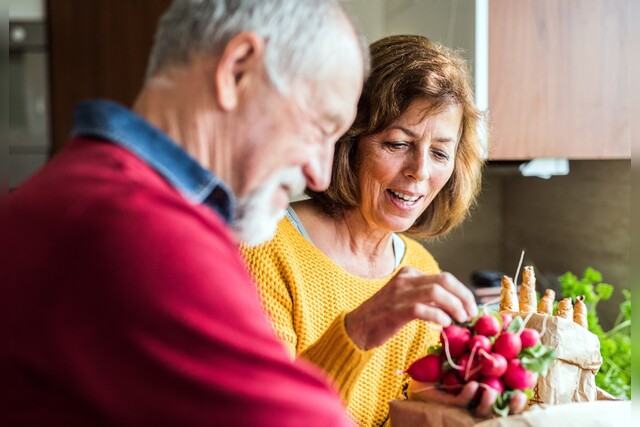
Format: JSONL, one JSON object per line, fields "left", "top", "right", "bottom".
{"left": 242, "top": 35, "right": 525, "bottom": 426}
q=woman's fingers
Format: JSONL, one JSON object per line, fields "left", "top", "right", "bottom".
{"left": 407, "top": 380, "right": 478, "bottom": 408}
{"left": 508, "top": 390, "right": 528, "bottom": 414}
{"left": 407, "top": 303, "right": 452, "bottom": 328}
{"left": 473, "top": 386, "right": 499, "bottom": 417}
{"left": 400, "top": 272, "right": 477, "bottom": 323}
{"left": 345, "top": 269, "right": 478, "bottom": 349}
{"left": 451, "top": 381, "right": 479, "bottom": 407}
{"left": 409, "top": 380, "right": 530, "bottom": 418}
{"left": 433, "top": 272, "right": 478, "bottom": 320}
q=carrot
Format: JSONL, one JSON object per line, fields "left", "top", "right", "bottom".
{"left": 537, "top": 289, "right": 555, "bottom": 315}
{"left": 519, "top": 266, "right": 537, "bottom": 313}
{"left": 499, "top": 275, "right": 518, "bottom": 313}
{"left": 573, "top": 295, "right": 588, "bottom": 328}
{"left": 556, "top": 297, "right": 573, "bottom": 320}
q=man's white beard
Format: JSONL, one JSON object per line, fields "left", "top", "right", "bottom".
{"left": 233, "top": 168, "right": 306, "bottom": 247}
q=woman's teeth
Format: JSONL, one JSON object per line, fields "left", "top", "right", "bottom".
{"left": 389, "top": 190, "right": 420, "bottom": 203}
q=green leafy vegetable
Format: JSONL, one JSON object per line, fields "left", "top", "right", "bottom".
{"left": 557, "top": 267, "right": 631, "bottom": 399}
{"left": 506, "top": 316, "right": 523, "bottom": 333}
{"left": 492, "top": 389, "right": 534, "bottom": 418}
{"left": 519, "top": 343, "right": 556, "bottom": 376}
{"left": 492, "top": 391, "right": 513, "bottom": 418}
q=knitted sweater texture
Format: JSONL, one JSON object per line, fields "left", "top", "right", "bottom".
{"left": 242, "top": 218, "right": 441, "bottom": 426}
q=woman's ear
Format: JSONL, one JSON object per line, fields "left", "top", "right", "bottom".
{"left": 214, "top": 31, "right": 265, "bottom": 111}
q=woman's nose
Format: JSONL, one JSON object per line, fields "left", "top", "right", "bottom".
{"left": 405, "top": 149, "right": 430, "bottom": 181}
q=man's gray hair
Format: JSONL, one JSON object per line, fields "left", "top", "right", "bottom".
{"left": 146, "top": 0, "right": 369, "bottom": 94}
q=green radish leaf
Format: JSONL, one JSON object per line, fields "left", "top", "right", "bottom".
{"left": 427, "top": 345, "right": 441, "bottom": 355}
{"left": 492, "top": 402, "right": 510, "bottom": 418}
{"left": 521, "top": 348, "right": 556, "bottom": 375}
{"left": 492, "top": 390, "right": 518, "bottom": 418}
{"left": 524, "top": 388, "right": 534, "bottom": 400}
{"left": 519, "top": 342, "right": 548, "bottom": 359}
{"left": 492, "top": 394, "right": 510, "bottom": 418}
{"left": 507, "top": 316, "right": 523, "bottom": 333}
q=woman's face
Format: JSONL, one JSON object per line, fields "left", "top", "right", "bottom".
{"left": 356, "top": 99, "right": 462, "bottom": 233}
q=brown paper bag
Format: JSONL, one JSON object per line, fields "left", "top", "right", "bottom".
{"left": 513, "top": 312, "right": 603, "bottom": 404}
{"left": 389, "top": 399, "right": 631, "bottom": 427}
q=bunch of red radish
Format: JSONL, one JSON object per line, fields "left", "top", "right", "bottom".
{"left": 407, "top": 310, "right": 556, "bottom": 416}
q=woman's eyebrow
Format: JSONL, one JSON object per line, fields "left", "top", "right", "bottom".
{"left": 388, "top": 125, "right": 419, "bottom": 138}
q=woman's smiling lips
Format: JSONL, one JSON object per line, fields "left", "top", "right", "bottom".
{"left": 385, "top": 189, "right": 424, "bottom": 210}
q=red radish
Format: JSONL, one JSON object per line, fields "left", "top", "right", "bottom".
{"left": 406, "top": 354, "right": 443, "bottom": 383}
{"left": 441, "top": 325, "right": 472, "bottom": 358}
{"left": 406, "top": 308, "right": 556, "bottom": 418}
{"left": 493, "top": 332, "right": 522, "bottom": 360}
{"left": 503, "top": 358, "right": 538, "bottom": 390}
{"left": 457, "top": 353, "right": 481, "bottom": 381}
{"left": 520, "top": 328, "right": 540, "bottom": 348}
{"left": 500, "top": 313, "right": 513, "bottom": 331}
{"left": 480, "top": 376, "right": 505, "bottom": 394}
{"left": 480, "top": 352, "right": 508, "bottom": 377}
{"left": 474, "top": 314, "right": 501, "bottom": 337}
{"left": 441, "top": 370, "right": 464, "bottom": 395}
{"left": 468, "top": 335, "right": 492, "bottom": 354}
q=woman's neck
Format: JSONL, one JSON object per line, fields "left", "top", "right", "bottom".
{"left": 292, "top": 200, "right": 396, "bottom": 279}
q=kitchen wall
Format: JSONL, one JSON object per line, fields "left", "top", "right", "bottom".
{"left": 6, "top": 0, "right": 44, "bottom": 19}
{"left": 423, "top": 160, "right": 630, "bottom": 328}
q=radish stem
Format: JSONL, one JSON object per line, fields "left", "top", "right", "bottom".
{"left": 478, "top": 348, "right": 496, "bottom": 363}
{"left": 440, "top": 330, "right": 462, "bottom": 370}
{"left": 463, "top": 343, "right": 480, "bottom": 381}
{"left": 518, "top": 312, "right": 535, "bottom": 335}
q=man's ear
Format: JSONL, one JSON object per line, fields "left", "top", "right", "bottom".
{"left": 215, "top": 31, "right": 265, "bottom": 111}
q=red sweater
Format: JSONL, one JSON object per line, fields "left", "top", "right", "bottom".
{"left": 2, "top": 139, "right": 352, "bottom": 426}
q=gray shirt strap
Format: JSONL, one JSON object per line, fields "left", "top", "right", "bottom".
{"left": 285, "top": 206, "right": 406, "bottom": 269}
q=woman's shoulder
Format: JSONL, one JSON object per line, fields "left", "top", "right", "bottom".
{"left": 398, "top": 234, "right": 440, "bottom": 272}
{"left": 241, "top": 216, "right": 300, "bottom": 254}
{"left": 397, "top": 234, "right": 432, "bottom": 254}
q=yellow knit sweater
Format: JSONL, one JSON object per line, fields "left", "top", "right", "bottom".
{"left": 241, "top": 218, "right": 441, "bottom": 427}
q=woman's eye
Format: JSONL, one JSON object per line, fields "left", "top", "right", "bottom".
{"left": 385, "top": 142, "right": 407, "bottom": 150}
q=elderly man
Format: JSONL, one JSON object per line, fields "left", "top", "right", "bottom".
{"left": 2, "top": 0, "right": 366, "bottom": 425}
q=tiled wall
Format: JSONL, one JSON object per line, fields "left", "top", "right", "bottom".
{"left": 423, "top": 160, "right": 630, "bottom": 328}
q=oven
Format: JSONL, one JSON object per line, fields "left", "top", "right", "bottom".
{"left": 9, "top": 20, "right": 50, "bottom": 189}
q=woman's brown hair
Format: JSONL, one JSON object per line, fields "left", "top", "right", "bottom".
{"left": 307, "top": 34, "right": 484, "bottom": 238}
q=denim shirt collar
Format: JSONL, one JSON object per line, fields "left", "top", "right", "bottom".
{"left": 71, "top": 99, "right": 235, "bottom": 223}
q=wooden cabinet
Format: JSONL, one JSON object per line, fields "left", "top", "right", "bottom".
{"left": 488, "top": 0, "right": 631, "bottom": 160}
{"left": 47, "top": 0, "right": 172, "bottom": 154}
{"left": 47, "top": 0, "right": 632, "bottom": 159}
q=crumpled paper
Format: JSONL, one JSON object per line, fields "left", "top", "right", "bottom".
{"left": 389, "top": 399, "right": 631, "bottom": 427}
{"left": 512, "top": 312, "right": 603, "bottom": 404}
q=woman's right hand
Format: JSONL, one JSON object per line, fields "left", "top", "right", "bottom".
{"left": 407, "top": 379, "right": 528, "bottom": 417}
{"left": 344, "top": 266, "right": 477, "bottom": 350}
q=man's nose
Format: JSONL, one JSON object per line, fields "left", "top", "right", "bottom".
{"left": 303, "top": 142, "right": 334, "bottom": 192}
